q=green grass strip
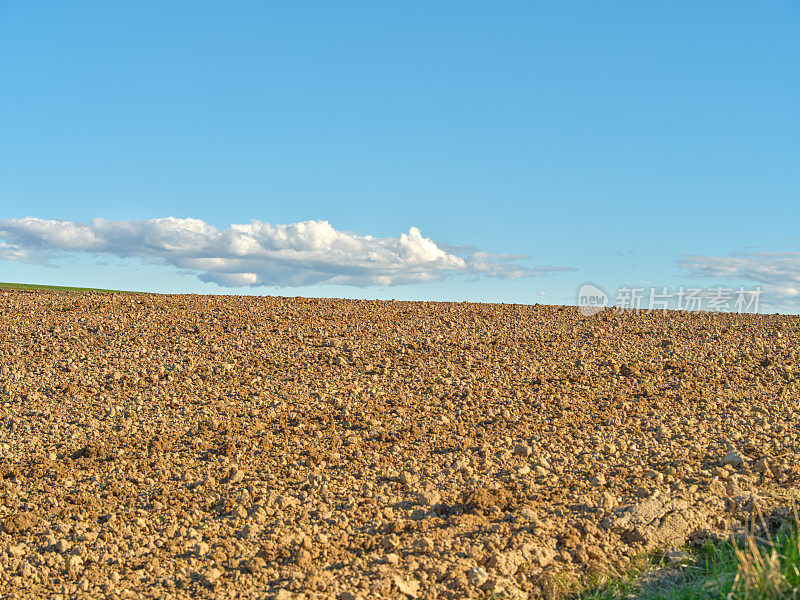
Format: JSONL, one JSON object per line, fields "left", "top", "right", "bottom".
{"left": 0, "top": 282, "right": 136, "bottom": 293}
{"left": 574, "top": 521, "right": 800, "bottom": 600}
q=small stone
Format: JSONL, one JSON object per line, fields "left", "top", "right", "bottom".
{"left": 753, "top": 458, "right": 773, "bottom": 475}
{"left": 239, "top": 523, "right": 260, "bottom": 538}
{"left": 194, "top": 541, "right": 210, "bottom": 556}
{"left": 601, "top": 491, "right": 617, "bottom": 509}
{"left": 240, "top": 556, "right": 266, "bottom": 572}
{"left": 229, "top": 469, "right": 245, "bottom": 484}
{"left": 392, "top": 574, "right": 420, "bottom": 597}
{"left": 3, "top": 513, "right": 36, "bottom": 535}
{"left": 726, "top": 480, "right": 741, "bottom": 497}
{"left": 513, "top": 443, "right": 531, "bottom": 457}
{"left": 412, "top": 537, "right": 434, "bottom": 555}
{"left": 467, "top": 566, "right": 489, "bottom": 588}
{"left": 294, "top": 548, "right": 312, "bottom": 569}
{"left": 483, "top": 576, "right": 525, "bottom": 598}
{"left": 20, "top": 561, "right": 34, "bottom": 579}
{"left": 528, "top": 545, "right": 556, "bottom": 567}
{"left": 591, "top": 473, "right": 607, "bottom": 486}
{"left": 586, "top": 545, "right": 607, "bottom": 561}
{"left": 487, "top": 550, "right": 524, "bottom": 576}
{"left": 400, "top": 471, "right": 418, "bottom": 486}
{"left": 382, "top": 533, "right": 400, "bottom": 551}
{"left": 416, "top": 489, "right": 441, "bottom": 507}
{"left": 721, "top": 452, "right": 744, "bottom": 468}
{"left": 664, "top": 547, "right": 692, "bottom": 563}
{"left": 202, "top": 567, "right": 223, "bottom": 586}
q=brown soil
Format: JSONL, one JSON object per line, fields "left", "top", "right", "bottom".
{"left": 0, "top": 290, "right": 798, "bottom": 599}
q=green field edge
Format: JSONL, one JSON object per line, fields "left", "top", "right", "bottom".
{"left": 477, "top": 518, "right": 799, "bottom": 600}
{"left": 0, "top": 282, "right": 138, "bottom": 293}
{"left": 569, "top": 521, "right": 800, "bottom": 600}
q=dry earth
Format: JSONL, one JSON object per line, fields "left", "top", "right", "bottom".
{"left": 0, "top": 290, "right": 798, "bottom": 600}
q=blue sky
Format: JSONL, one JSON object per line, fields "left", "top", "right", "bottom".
{"left": 1, "top": 1, "right": 798, "bottom": 311}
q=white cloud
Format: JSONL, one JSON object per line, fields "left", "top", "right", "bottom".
{"left": 0, "top": 217, "right": 572, "bottom": 288}
{"left": 679, "top": 250, "right": 800, "bottom": 308}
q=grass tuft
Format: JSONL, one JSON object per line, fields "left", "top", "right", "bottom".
{"left": 727, "top": 507, "right": 800, "bottom": 600}
{"left": 573, "top": 508, "right": 800, "bottom": 600}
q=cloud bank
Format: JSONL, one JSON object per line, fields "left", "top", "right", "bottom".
{"left": 0, "top": 217, "right": 570, "bottom": 287}
{"left": 679, "top": 250, "right": 800, "bottom": 306}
